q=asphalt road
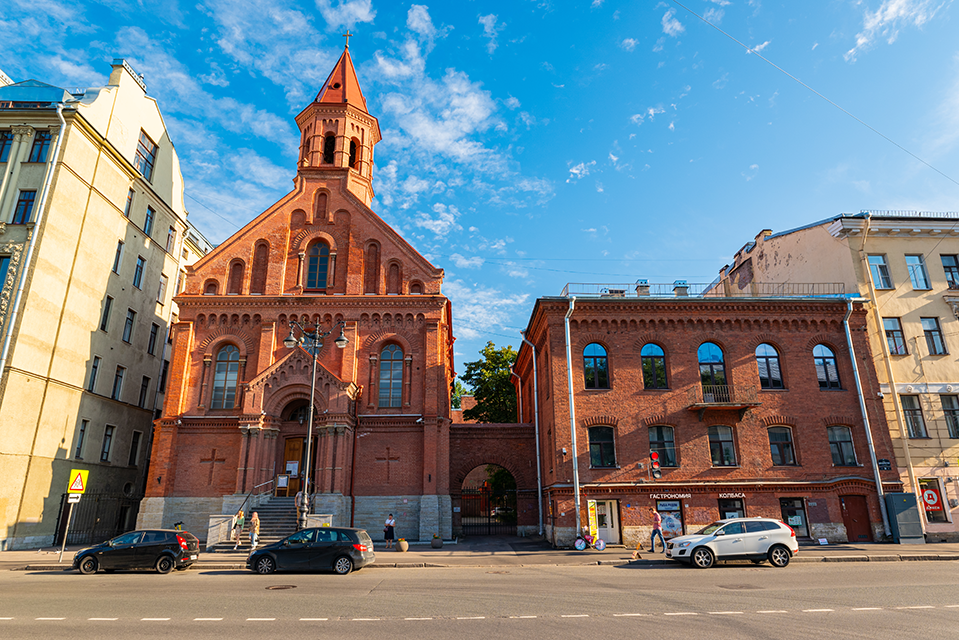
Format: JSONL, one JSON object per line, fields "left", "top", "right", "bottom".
{"left": 2, "top": 561, "right": 957, "bottom": 639}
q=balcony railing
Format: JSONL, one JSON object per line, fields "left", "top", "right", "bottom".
{"left": 688, "top": 384, "right": 758, "bottom": 405}
{"left": 561, "top": 282, "right": 845, "bottom": 299}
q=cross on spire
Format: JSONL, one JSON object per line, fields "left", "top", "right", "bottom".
{"left": 200, "top": 448, "right": 227, "bottom": 485}
{"left": 343, "top": 30, "right": 353, "bottom": 48}
{"left": 375, "top": 447, "right": 400, "bottom": 483}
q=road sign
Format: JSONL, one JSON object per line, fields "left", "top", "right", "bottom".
{"left": 67, "top": 493, "right": 81, "bottom": 503}
{"left": 68, "top": 469, "right": 89, "bottom": 494}
{"left": 923, "top": 487, "right": 942, "bottom": 511}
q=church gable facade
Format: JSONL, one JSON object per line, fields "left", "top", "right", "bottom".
{"left": 138, "top": 46, "right": 456, "bottom": 542}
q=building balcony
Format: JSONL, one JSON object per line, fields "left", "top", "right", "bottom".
{"left": 687, "top": 385, "right": 761, "bottom": 421}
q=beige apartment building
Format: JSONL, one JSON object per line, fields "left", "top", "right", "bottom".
{"left": 0, "top": 60, "right": 188, "bottom": 549}
{"left": 717, "top": 211, "right": 959, "bottom": 541}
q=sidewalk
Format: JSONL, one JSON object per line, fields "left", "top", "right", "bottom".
{"left": 5, "top": 537, "right": 959, "bottom": 572}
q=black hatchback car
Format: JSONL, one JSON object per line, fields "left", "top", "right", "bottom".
{"left": 247, "top": 527, "right": 374, "bottom": 575}
{"left": 73, "top": 529, "right": 200, "bottom": 574}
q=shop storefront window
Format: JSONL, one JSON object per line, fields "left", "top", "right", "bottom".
{"left": 718, "top": 498, "right": 744, "bottom": 519}
{"left": 780, "top": 497, "right": 809, "bottom": 537}
{"left": 919, "top": 479, "right": 948, "bottom": 523}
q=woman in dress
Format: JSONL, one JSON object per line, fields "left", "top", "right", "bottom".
{"left": 384, "top": 513, "right": 396, "bottom": 549}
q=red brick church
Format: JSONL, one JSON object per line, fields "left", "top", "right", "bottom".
{"left": 137, "top": 46, "right": 462, "bottom": 541}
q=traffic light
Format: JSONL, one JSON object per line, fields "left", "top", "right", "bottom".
{"left": 650, "top": 451, "right": 662, "bottom": 479}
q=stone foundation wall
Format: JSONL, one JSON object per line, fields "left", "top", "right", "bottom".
{"left": 136, "top": 496, "right": 224, "bottom": 540}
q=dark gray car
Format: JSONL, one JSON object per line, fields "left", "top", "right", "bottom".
{"left": 246, "top": 527, "right": 375, "bottom": 575}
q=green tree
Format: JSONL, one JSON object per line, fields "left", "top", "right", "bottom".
{"left": 450, "top": 379, "right": 467, "bottom": 409}
{"left": 461, "top": 341, "right": 518, "bottom": 423}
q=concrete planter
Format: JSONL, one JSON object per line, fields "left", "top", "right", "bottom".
{"left": 397, "top": 540, "right": 409, "bottom": 552}
{"left": 431, "top": 538, "right": 443, "bottom": 549}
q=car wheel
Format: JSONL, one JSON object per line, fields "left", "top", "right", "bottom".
{"left": 155, "top": 556, "right": 175, "bottom": 574}
{"left": 768, "top": 545, "right": 791, "bottom": 568}
{"left": 692, "top": 547, "right": 715, "bottom": 569}
{"left": 333, "top": 556, "right": 353, "bottom": 575}
{"left": 78, "top": 557, "right": 98, "bottom": 575}
{"left": 255, "top": 556, "right": 276, "bottom": 575}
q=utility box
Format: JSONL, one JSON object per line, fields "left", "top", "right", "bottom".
{"left": 885, "top": 493, "right": 925, "bottom": 544}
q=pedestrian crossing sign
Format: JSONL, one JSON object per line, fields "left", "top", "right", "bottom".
{"left": 68, "top": 469, "right": 88, "bottom": 494}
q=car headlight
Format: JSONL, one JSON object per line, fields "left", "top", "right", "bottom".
{"left": 677, "top": 541, "right": 691, "bottom": 548}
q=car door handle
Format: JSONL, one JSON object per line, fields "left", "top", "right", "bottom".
{"left": 758, "top": 536, "right": 768, "bottom": 540}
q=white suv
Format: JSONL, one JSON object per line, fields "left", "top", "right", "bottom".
{"left": 665, "top": 517, "right": 798, "bottom": 568}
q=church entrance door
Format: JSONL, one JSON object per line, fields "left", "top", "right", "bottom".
{"left": 283, "top": 438, "right": 303, "bottom": 494}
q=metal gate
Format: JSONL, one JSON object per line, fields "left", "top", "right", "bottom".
{"left": 460, "top": 487, "right": 517, "bottom": 536}
{"left": 54, "top": 491, "right": 142, "bottom": 545}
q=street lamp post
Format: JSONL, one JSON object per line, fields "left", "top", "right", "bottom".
{"left": 283, "top": 319, "right": 349, "bottom": 530}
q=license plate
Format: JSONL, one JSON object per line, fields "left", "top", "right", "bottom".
{"left": 189, "top": 555, "right": 197, "bottom": 560}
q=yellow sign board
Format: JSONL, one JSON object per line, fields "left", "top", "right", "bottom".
{"left": 68, "top": 469, "right": 89, "bottom": 494}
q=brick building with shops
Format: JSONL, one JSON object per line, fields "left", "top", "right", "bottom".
{"left": 512, "top": 283, "right": 903, "bottom": 548}
{"left": 137, "top": 46, "right": 460, "bottom": 542}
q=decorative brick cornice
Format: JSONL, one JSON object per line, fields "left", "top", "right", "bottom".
{"left": 641, "top": 414, "right": 673, "bottom": 427}
{"left": 822, "top": 415, "right": 858, "bottom": 427}
{"left": 761, "top": 415, "right": 799, "bottom": 427}
{"left": 581, "top": 415, "right": 619, "bottom": 428}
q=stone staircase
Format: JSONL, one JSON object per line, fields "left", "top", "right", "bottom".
{"left": 209, "top": 496, "right": 299, "bottom": 553}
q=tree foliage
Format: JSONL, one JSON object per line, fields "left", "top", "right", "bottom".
{"left": 450, "top": 379, "right": 467, "bottom": 409}
{"left": 461, "top": 341, "right": 518, "bottom": 423}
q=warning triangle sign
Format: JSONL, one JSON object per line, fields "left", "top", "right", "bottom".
{"left": 68, "top": 470, "right": 87, "bottom": 493}
{"left": 69, "top": 473, "right": 84, "bottom": 492}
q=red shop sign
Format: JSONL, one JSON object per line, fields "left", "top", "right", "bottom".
{"left": 922, "top": 487, "right": 942, "bottom": 511}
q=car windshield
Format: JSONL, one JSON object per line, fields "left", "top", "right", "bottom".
{"left": 695, "top": 522, "right": 726, "bottom": 535}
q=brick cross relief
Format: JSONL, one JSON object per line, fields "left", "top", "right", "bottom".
{"left": 200, "top": 448, "right": 227, "bottom": 485}
{"left": 375, "top": 447, "right": 400, "bottom": 484}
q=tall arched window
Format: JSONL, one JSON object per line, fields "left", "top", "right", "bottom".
{"left": 323, "top": 134, "right": 335, "bottom": 164}
{"left": 314, "top": 192, "right": 328, "bottom": 220}
{"left": 588, "top": 426, "right": 616, "bottom": 467}
{"left": 349, "top": 139, "right": 358, "bottom": 168}
{"left": 306, "top": 242, "right": 330, "bottom": 289}
{"left": 379, "top": 345, "right": 403, "bottom": 407}
{"left": 641, "top": 343, "right": 667, "bottom": 389}
{"left": 708, "top": 425, "right": 736, "bottom": 466}
{"left": 827, "top": 426, "right": 857, "bottom": 466}
{"left": 250, "top": 243, "right": 269, "bottom": 294}
{"left": 211, "top": 345, "right": 240, "bottom": 409}
{"left": 228, "top": 261, "right": 243, "bottom": 294}
{"left": 756, "top": 343, "right": 783, "bottom": 389}
{"left": 814, "top": 344, "right": 841, "bottom": 389}
{"left": 767, "top": 427, "right": 796, "bottom": 465}
{"left": 387, "top": 263, "right": 401, "bottom": 294}
{"left": 698, "top": 342, "right": 727, "bottom": 401}
{"left": 583, "top": 343, "right": 609, "bottom": 389}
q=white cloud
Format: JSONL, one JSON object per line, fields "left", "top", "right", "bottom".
{"left": 566, "top": 160, "right": 596, "bottom": 183}
{"left": 445, "top": 279, "right": 529, "bottom": 340}
{"left": 668, "top": 121, "right": 675, "bottom": 131}
{"left": 662, "top": 9, "right": 685, "bottom": 36}
{"left": 703, "top": 8, "right": 724, "bottom": 24}
{"left": 450, "top": 253, "right": 485, "bottom": 268}
{"left": 749, "top": 40, "right": 771, "bottom": 54}
{"left": 742, "top": 163, "right": 760, "bottom": 181}
{"left": 713, "top": 72, "right": 729, "bottom": 89}
{"left": 609, "top": 152, "right": 619, "bottom": 163}
{"left": 621, "top": 38, "right": 638, "bottom": 51}
{"left": 629, "top": 106, "right": 666, "bottom": 125}
{"left": 315, "top": 0, "right": 376, "bottom": 29}
{"left": 413, "top": 203, "right": 462, "bottom": 237}
{"left": 505, "top": 96, "right": 521, "bottom": 109}
{"left": 478, "top": 14, "right": 504, "bottom": 54}
{"left": 845, "top": 0, "right": 945, "bottom": 62}
{"left": 811, "top": 42, "right": 819, "bottom": 50}
{"left": 592, "top": 0, "right": 605, "bottom": 6}
{"left": 652, "top": 37, "right": 665, "bottom": 53}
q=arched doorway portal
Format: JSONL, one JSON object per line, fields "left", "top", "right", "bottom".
{"left": 460, "top": 464, "right": 517, "bottom": 536}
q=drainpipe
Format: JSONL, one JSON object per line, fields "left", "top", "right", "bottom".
{"left": 519, "top": 331, "right": 545, "bottom": 536}
{"left": 0, "top": 104, "right": 65, "bottom": 379}
{"left": 510, "top": 370, "right": 523, "bottom": 426}
{"left": 563, "top": 297, "right": 582, "bottom": 537}
{"left": 844, "top": 299, "right": 892, "bottom": 537}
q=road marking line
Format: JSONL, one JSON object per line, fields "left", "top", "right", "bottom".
{"left": 853, "top": 608, "right": 882, "bottom": 611}
{"left": 0, "top": 618, "right": 14, "bottom": 620}
{"left": 709, "top": 612, "right": 743, "bottom": 615}
{"left": 946, "top": 605, "right": 959, "bottom": 608}
{"left": 300, "top": 618, "right": 328, "bottom": 621}
{"left": 141, "top": 618, "right": 170, "bottom": 621}
{"left": 758, "top": 611, "right": 788, "bottom": 614}
{"left": 405, "top": 618, "right": 432, "bottom": 620}
{"left": 802, "top": 609, "right": 834, "bottom": 613}
{"left": 898, "top": 606, "right": 934, "bottom": 609}
{"left": 194, "top": 618, "right": 223, "bottom": 621}
{"left": 613, "top": 613, "right": 648, "bottom": 617}
{"left": 561, "top": 615, "right": 589, "bottom": 618}
{"left": 35, "top": 618, "right": 65, "bottom": 621}
{"left": 664, "top": 612, "right": 698, "bottom": 616}
{"left": 247, "top": 618, "right": 276, "bottom": 621}
{"left": 456, "top": 617, "right": 486, "bottom": 620}
{"left": 88, "top": 618, "right": 118, "bottom": 621}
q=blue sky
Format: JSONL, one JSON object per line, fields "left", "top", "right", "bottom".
{"left": 3, "top": 0, "right": 959, "bottom": 370}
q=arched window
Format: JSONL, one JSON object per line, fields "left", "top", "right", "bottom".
{"left": 649, "top": 425, "right": 676, "bottom": 467}
{"left": 756, "top": 343, "right": 783, "bottom": 389}
{"left": 768, "top": 427, "right": 796, "bottom": 465}
{"left": 364, "top": 244, "right": 379, "bottom": 294}
{"left": 315, "top": 192, "right": 328, "bottom": 220}
{"left": 349, "top": 139, "right": 358, "bottom": 168}
{"left": 250, "top": 243, "right": 269, "bottom": 294}
{"left": 387, "top": 263, "right": 401, "bottom": 294}
{"left": 588, "top": 426, "right": 616, "bottom": 468}
{"left": 211, "top": 345, "right": 240, "bottom": 409}
{"left": 641, "top": 343, "right": 667, "bottom": 389}
{"left": 698, "top": 342, "right": 727, "bottom": 401}
{"left": 379, "top": 345, "right": 403, "bottom": 407}
{"left": 228, "top": 261, "right": 243, "bottom": 294}
{"left": 827, "top": 426, "right": 857, "bottom": 466}
{"left": 410, "top": 282, "right": 422, "bottom": 294}
{"left": 306, "top": 242, "right": 330, "bottom": 289}
{"left": 323, "top": 134, "right": 335, "bottom": 164}
{"left": 708, "top": 425, "right": 736, "bottom": 466}
{"left": 583, "top": 343, "right": 609, "bottom": 389}
{"left": 814, "top": 344, "right": 841, "bottom": 389}
{"left": 204, "top": 280, "right": 218, "bottom": 295}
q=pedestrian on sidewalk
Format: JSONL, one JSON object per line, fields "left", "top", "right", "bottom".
{"left": 384, "top": 513, "right": 396, "bottom": 549}
{"left": 649, "top": 507, "right": 665, "bottom": 552}
{"left": 249, "top": 512, "right": 260, "bottom": 550}
{"left": 232, "top": 510, "right": 245, "bottom": 550}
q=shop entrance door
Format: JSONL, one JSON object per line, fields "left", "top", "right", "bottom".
{"left": 595, "top": 500, "right": 620, "bottom": 544}
{"left": 779, "top": 498, "right": 809, "bottom": 537}
{"left": 840, "top": 495, "right": 873, "bottom": 542}
{"left": 657, "top": 500, "right": 684, "bottom": 538}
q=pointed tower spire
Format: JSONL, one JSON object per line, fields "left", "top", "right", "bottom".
{"left": 294, "top": 42, "right": 381, "bottom": 208}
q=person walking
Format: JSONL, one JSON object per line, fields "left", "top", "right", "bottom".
{"left": 649, "top": 507, "right": 665, "bottom": 552}
{"left": 384, "top": 513, "right": 396, "bottom": 550}
{"left": 232, "top": 509, "right": 245, "bottom": 550}
{"left": 249, "top": 511, "right": 260, "bottom": 550}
